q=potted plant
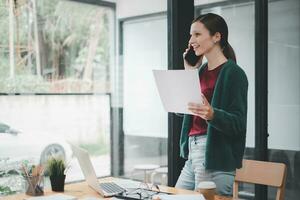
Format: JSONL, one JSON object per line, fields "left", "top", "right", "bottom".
{"left": 47, "top": 157, "right": 66, "bottom": 192}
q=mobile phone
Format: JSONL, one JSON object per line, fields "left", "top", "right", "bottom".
{"left": 184, "top": 47, "right": 201, "bottom": 66}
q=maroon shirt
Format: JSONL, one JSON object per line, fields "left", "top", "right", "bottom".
{"left": 189, "top": 64, "right": 223, "bottom": 136}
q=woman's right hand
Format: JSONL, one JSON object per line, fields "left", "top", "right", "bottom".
{"left": 183, "top": 47, "right": 203, "bottom": 70}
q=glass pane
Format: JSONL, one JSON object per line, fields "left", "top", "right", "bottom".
{"left": 198, "top": 1, "right": 255, "bottom": 198}
{"left": 0, "top": 0, "right": 114, "bottom": 94}
{"left": 268, "top": 0, "right": 300, "bottom": 199}
{"left": 122, "top": 15, "right": 168, "bottom": 182}
{"left": 0, "top": 0, "right": 114, "bottom": 196}
{"left": 0, "top": 95, "right": 111, "bottom": 194}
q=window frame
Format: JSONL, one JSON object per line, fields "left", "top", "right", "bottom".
{"left": 0, "top": 0, "right": 116, "bottom": 181}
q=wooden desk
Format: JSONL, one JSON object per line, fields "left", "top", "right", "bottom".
{"left": 2, "top": 177, "right": 232, "bottom": 200}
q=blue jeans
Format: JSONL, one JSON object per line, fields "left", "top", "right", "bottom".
{"left": 175, "top": 135, "right": 235, "bottom": 196}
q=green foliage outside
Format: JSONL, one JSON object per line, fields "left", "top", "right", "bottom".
{"left": 0, "top": 0, "right": 111, "bottom": 93}
{"left": 0, "top": 185, "right": 16, "bottom": 196}
{"left": 0, "top": 159, "right": 33, "bottom": 196}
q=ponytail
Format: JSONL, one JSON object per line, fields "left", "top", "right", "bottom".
{"left": 223, "top": 42, "right": 236, "bottom": 63}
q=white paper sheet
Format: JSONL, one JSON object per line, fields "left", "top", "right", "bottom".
{"left": 153, "top": 70, "right": 202, "bottom": 114}
{"left": 26, "top": 194, "right": 77, "bottom": 200}
{"left": 113, "top": 179, "right": 141, "bottom": 189}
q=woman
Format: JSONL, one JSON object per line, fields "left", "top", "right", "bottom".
{"left": 175, "top": 13, "right": 248, "bottom": 196}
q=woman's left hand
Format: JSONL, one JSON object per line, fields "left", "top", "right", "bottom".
{"left": 188, "top": 94, "right": 214, "bottom": 120}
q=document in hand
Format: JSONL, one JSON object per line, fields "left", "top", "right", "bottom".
{"left": 153, "top": 70, "right": 202, "bottom": 114}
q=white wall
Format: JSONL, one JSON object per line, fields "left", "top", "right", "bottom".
{"left": 117, "top": 0, "right": 227, "bottom": 19}
{"left": 117, "top": 0, "right": 167, "bottom": 19}
{"left": 194, "top": 0, "right": 225, "bottom": 6}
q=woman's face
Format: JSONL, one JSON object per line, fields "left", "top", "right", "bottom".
{"left": 189, "top": 21, "right": 217, "bottom": 56}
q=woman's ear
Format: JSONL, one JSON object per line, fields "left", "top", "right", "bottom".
{"left": 213, "top": 32, "right": 221, "bottom": 43}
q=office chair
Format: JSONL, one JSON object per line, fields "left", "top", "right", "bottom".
{"left": 233, "top": 159, "right": 287, "bottom": 200}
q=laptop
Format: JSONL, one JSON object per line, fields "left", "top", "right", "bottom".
{"left": 69, "top": 143, "right": 126, "bottom": 197}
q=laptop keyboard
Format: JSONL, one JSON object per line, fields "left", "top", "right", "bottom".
{"left": 99, "top": 182, "right": 125, "bottom": 194}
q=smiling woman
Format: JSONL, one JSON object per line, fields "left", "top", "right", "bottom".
{"left": 176, "top": 13, "right": 248, "bottom": 197}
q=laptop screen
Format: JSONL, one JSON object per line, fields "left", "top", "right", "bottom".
{"left": 70, "top": 144, "right": 100, "bottom": 192}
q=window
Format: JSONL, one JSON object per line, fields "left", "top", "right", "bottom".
{"left": 268, "top": 0, "right": 300, "bottom": 199}
{"left": 121, "top": 14, "right": 168, "bottom": 180}
{"left": 0, "top": 0, "right": 115, "bottom": 195}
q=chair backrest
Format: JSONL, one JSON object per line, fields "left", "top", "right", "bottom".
{"left": 233, "top": 159, "right": 287, "bottom": 200}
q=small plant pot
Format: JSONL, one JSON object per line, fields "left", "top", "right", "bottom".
{"left": 50, "top": 175, "right": 66, "bottom": 192}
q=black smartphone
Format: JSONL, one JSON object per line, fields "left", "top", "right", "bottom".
{"left": 184, "top": 46, "right": 201, "bottom": 66}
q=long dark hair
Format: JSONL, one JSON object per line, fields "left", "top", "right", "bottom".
{"left": 193, "top": 13, "right": 236, "bottom": 63}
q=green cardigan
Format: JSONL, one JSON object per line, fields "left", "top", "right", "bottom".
{"left": 179, "top": 59, "right": 248, "bottom": 171}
